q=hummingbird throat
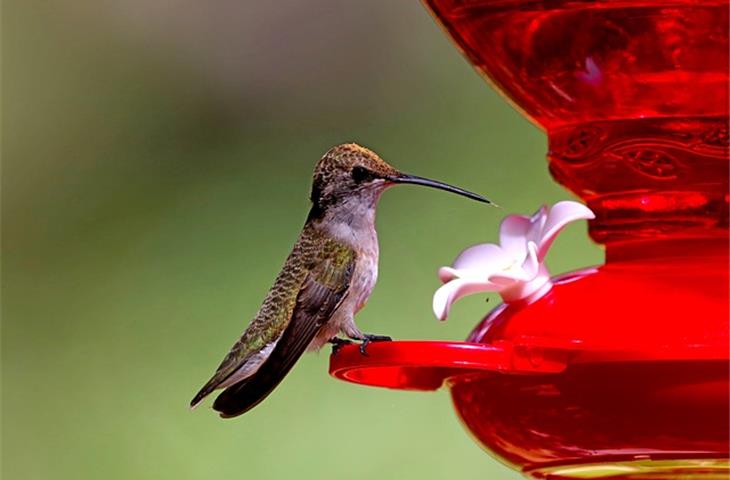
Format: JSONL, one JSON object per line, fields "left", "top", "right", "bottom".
{"left": 319, "top": 199, "right": 380, "bottom": 247}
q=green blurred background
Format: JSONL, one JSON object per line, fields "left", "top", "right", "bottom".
{"left": 3, "top": 1, "right": 602, "bottom": 479}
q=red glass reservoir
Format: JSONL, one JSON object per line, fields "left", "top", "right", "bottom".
{"left": 330, "top": 1, "right": 729, "bottom": 478}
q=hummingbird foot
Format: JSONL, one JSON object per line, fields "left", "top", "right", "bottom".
{"left": 328, "top": 337, "right": 353, "bottom": 355}
{"left": 356, "top": 334, "right": 392, "bottom": 356}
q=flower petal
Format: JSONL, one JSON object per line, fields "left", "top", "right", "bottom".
{"left": 487, "top": 243, "right": 539, "bottom": 285}
{"left": 526, "top": 205, "right": 549, "bottom": 245}
{"left": 498, "top": 214, "right": 531, "bottom": 258}
{"left": 538, "top": 201, "right": 595, "bottom": 261}
{"left": 433, "top": 200, "right": 592, "bottom": 310}
{"left": 432, "top": 278, "right": 496, "bottom": 321}
{"left": 497, "top": 263, "right": 553, "bottom": 303}
{"left": 522, "top": 241, "right": 540, "bottom": 278}
{"left": 438, "top": 266, "right": 458, "bottom": 283}
{"left": 487, "top": 269, "right": 532, "bottom": 284}
{"left": 452, "top": 243, "right": 511, "bottom": 272}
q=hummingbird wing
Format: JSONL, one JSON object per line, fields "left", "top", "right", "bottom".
{"left": 212, "top": 250, "right": 354, "bottom": 418}
{"left": 190, "top": 226, "right": 355, "bottom": 411}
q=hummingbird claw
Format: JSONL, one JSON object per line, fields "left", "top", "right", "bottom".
{"left": 358, "top": 334, "right": 392, "bottom": 356}
{"left": 329, "top": 337, "right": 353, "bottom": 355}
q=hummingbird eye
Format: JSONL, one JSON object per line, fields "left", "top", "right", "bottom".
{"left": 351, "top": 166, "right": 373, "bottom": 183}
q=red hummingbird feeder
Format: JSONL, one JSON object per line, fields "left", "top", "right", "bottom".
{"left": 330, "top": 1, "right": 729, "bottom": 478}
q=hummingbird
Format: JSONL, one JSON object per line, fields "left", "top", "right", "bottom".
{"left": 190, "top": 143, "right": 492, "bottom": 418}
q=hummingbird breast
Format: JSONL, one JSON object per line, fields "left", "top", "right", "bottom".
{"left": 308, "top": 207, "right": 380, "bottom": 350}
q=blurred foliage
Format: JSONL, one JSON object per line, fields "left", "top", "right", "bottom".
{"left": 2, "top": 1, "right": 603, "bottom": 479}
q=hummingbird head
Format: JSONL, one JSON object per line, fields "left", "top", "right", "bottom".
{"left": 309, "top": 143, "right": 492, "bottom": 220}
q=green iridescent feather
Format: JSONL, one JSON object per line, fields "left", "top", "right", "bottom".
{"left": 191, "top": 225, "right": 355, "bottom": 405}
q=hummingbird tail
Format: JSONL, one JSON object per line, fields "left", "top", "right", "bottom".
{"left": 190, "top": 382, "right": 216, "bottom": 409}
{"left": 213, "top": 264, "right": 352, "bottom": 417}
{"left": 212, "top": 309, "right": 319, "bottom": 417}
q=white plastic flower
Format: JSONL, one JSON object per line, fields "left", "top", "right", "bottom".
{"left": 433, "top": 201, "right": 595, "bottom": 320}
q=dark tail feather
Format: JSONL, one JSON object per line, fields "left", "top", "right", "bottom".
{"left": 190, "top": 380, "right": 218, "bottom": 409}
{"left": 212, "top": 292, "right": 329, "bottom": 417}
{"left": 212, "top": 304, "right": 321, "bottom": 417}
{"left": 212, "top": 355, "right": 298, "bottom": 418}
{"left": 212, "top": 265, "right": 352, "bottom": 418}
{"left": 212, "top": 318, "right": 316, "bottom": 417}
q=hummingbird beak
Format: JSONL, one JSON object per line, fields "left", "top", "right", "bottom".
{"left": 386, "top": 173, "right": 495, "bottom": 205}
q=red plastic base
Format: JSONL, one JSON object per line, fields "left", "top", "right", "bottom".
{"left": 329, "top": 341, "right": 513, "bottom": 391}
